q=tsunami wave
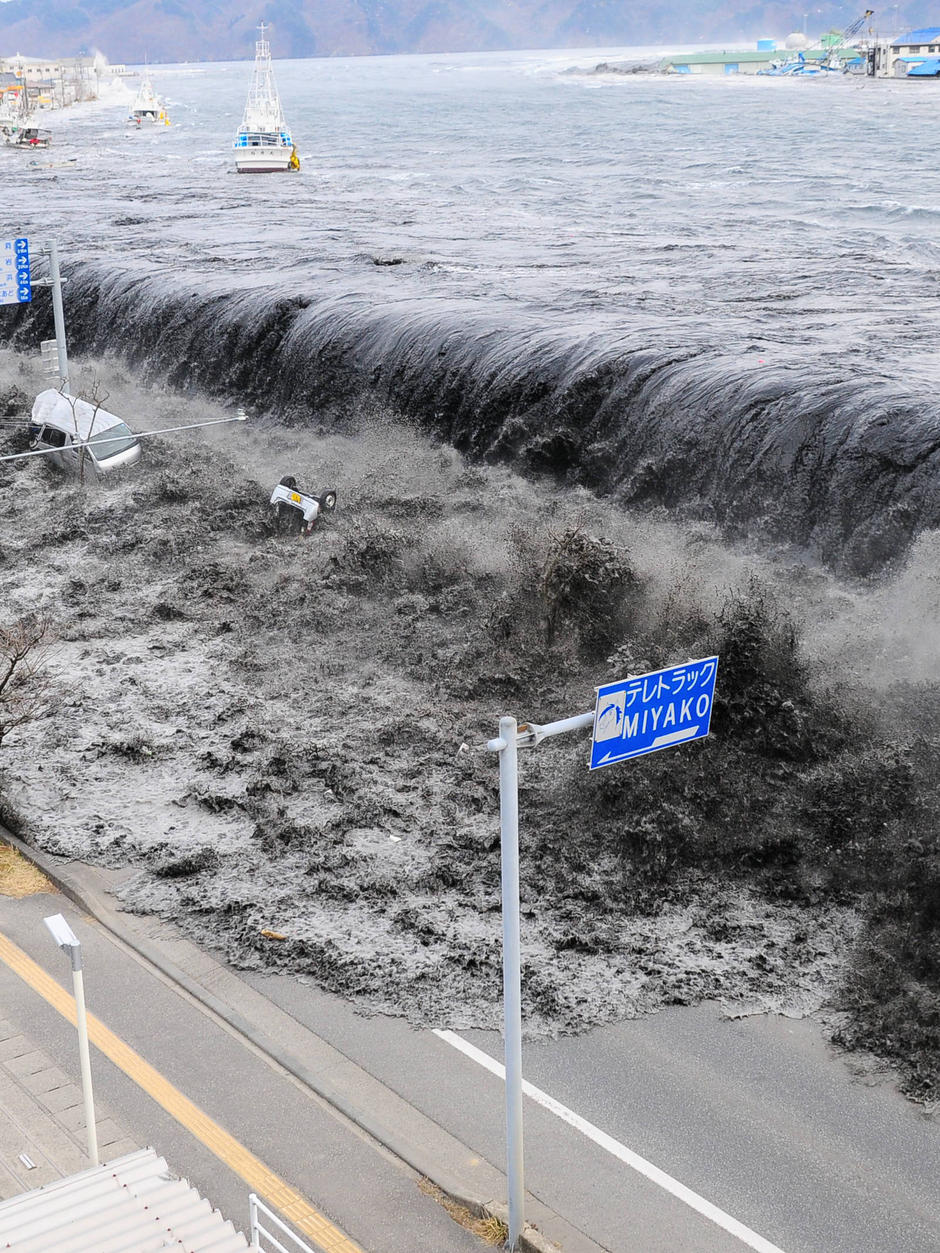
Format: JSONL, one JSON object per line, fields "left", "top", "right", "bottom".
{"left": 7, "top": 260, "right": 940, "bottom": 575}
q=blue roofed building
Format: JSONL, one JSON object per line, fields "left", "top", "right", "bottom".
{"left": 891, "top": 27, "right": 940, "bottom": 75}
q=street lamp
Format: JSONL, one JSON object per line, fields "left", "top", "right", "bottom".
{"left": 43, "top": 914, "right": 98, "bottom": 1166}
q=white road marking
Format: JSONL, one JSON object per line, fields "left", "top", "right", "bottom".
{"left": 433, "top": 1028, "right": 786, "bottom": 1253}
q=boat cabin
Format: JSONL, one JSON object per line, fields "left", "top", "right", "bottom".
{"left": 234, "top": 130, "right": 293, "bottom": 149}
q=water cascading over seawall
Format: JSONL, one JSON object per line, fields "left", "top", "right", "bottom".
{"left": 7, "top": 261, "right": 940, "bottom": 574}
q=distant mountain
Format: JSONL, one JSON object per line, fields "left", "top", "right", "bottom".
{"left": 0, "top": 0, "right": 921, "bottom": 63}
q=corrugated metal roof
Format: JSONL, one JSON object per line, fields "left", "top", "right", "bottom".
{"left": 893, "top": 27, "right": 940, "bottom": 45}
{"left": 0, "top": 1147, "right": 252, "bottom": 1252}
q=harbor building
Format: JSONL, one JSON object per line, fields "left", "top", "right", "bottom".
{"left": 0, "top": 53, "right": 99, "bottom": 106}
{"left": 890, "top": 27, "right": 940, "bottom": 74}
{"left": 661, "top": 42, "right": 789, "bottom": 75}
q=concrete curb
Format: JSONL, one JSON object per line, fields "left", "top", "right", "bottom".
{"left": 0, "top": 825, "right": 600, "bottom": 1253}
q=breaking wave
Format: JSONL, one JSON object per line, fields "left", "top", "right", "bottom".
{"left": 8, "top": 260, "right": 940, "bottom": 574}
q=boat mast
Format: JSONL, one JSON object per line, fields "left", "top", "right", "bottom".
{"left": 241, "top": 22, "right": 285, "bottom": 132}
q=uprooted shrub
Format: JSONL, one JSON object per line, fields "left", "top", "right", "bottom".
{"left": 329, "top": 522, "right": 412, "bottom": 589}
{"left": 709, "top": 577, "right": 830, "bottom": 762}
{"left": 483, "top": 525, "right": 643, "bottom": 682}
{"left": 539, "top": 526, "right": 641, "bottom": 656}
{"left": 829, "top": 759, "right": 940, "bottom": 1102}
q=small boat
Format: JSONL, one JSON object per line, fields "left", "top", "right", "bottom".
{"left": 127, "top": 72, "right": 170, "bottom": 126}
{"left": 2, "top": 124, "right": 52, "bottom": 148}
{"left": 0, "top": 85, "right": 51, "bottom": 147}
{"left": 11, "top": 127, "right": 52, "bottom": 148}
{"left": 234, "top": 23, "right": 299, "bottom": 174}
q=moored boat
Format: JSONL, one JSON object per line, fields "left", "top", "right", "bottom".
{"left": 234, "top": 23, "right": 299, "bottom": 174}
{"left": 6, "top": 126, "right": 52, "bottom": 148}
{"left": 0, "top": 84, "right": 51, "bottom": 148}
{"left": 127, "top": 72, "right": 170, "bottom": 126}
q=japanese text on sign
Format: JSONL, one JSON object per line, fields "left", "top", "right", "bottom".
{"left": 590, "top": 656, "right": 719, "bottom": 769}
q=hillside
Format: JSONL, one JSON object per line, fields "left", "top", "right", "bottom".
{"left": 0, "top": 0, "right": 916, "bottom": 63}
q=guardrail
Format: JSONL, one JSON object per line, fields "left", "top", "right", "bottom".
{"left": 248, "top": 1193, "right": 323, "bottom": 1253}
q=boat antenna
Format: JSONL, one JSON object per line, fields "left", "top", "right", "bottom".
{"left": 240, "top": 20, "right": 285, "bottom": 134}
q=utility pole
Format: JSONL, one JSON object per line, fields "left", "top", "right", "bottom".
{"left": 35, "top": 240, "right": 69, "bottom": 391}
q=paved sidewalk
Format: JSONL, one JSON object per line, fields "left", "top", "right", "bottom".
{"left": 0, "top": 1017, "right": 137, "bottom": 1201}
{"left": 0, "top": 848, "right": 532, "bottom": 1253}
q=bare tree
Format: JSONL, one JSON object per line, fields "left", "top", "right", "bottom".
{"left": 60, "top": 376, "right": 110, "bottom": 485}
{"left": 0, "top": 617, "right": 52, "bottom": 750}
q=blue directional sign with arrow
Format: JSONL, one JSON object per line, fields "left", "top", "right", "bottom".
{"left": 590, "top": 656, "right": 719, "bottom": 769}
{"left": 0, "top": 237, "right": 31, "bottom": 306}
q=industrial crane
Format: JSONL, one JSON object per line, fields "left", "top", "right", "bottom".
{"left": 828, "top": 9, "right": 875, "bottom": 55}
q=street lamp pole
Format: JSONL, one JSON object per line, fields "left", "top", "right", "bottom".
{"left": 43, "top": 914, "right": 98, "bottom": 1166}
{"left": 46, "top": 240, "right": 69, "bottom": 391}
{"left": 29, "top": 240, "right": 70, "bottom": 391}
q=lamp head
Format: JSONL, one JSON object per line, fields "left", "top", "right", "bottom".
{"left": 43, "top": 914, "right": 82, "bottom": 969}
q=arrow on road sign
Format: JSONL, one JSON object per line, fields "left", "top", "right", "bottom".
{"left": 590, "top": 657, "right": 718, "bottom": 770}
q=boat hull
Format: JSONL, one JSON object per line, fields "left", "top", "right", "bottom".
{"left": 235, "top": 145, "right": 295, "bottom": 173}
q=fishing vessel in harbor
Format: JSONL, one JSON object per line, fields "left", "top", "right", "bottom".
{"left": 127, "top": 71, "right": 170, "bottom": 125}
{"left": 233, "top": 23, "right": 299, "bottom": 173}
{"left": 0, "top": 85, "right": 51, "bottom": 148}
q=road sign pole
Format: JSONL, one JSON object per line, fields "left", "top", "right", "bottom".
{"left": 488, "top": 710, "right": 594, "bottom": 1250}
{"left": 496, "top": 715, "right": 525, "bottom": 1251}
{"left": 484, "top": 660, "right": 717, "bottom": 1248}
{"left": 46, "top": 239, "right": 69, "bottom": 390}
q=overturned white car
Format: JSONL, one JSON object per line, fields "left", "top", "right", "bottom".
{"left": 269, "top": 476, "right": 337, "bottom": 534}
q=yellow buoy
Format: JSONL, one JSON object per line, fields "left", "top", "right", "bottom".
{"left": 289, "top": 145, "right": 300, "bottom": 171}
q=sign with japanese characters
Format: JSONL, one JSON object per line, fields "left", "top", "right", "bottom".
{"left": 590, "top": 656, "right": 718, "bottom": 769}
{"left": 0, "top": 238, "right": 31, "bottom": 306}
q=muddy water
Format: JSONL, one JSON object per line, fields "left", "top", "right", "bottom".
{"left": 4, "top": 52, "right": 940, "bottom": 571}
{"left": 2, "top": 51, "right": 940, "bottom": 1048}
{"left": 2, "top": 348, "right": 936, "bottom": 1037}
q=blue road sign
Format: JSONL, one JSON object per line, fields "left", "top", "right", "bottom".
{"left": 0, "top": 237, "right": 31, "bottom": 306}
{"left": 590, "top": 656, "right": 718, "bottom": 770}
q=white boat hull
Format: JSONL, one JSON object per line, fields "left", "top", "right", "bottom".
{"left": 234, "top": 144, "right": 294, "bottom": 173}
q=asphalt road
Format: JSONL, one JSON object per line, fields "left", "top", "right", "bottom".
{"left": 247, "top": 971, "right": 940, "bottom": 1253}
{"left": 0, "top": 890, "right": 486, "bottom": 1253}
{"left": 2, "top": 873, "right": 938, "bottom": 1253}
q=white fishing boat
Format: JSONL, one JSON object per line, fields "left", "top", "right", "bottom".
{"left": 0, "top": 86, "right": 51, "bottom": 148}
{"left": 234, "top": 23, "right": 298, "bottom": 174}
{"left": 127, "top": 72, "right": 170, "bottom": 126}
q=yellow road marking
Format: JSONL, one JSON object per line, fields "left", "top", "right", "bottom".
{"left": 0, "top": 929, "right": 363, "bottom": 1253}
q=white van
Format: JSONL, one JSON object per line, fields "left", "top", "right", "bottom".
{"left": 29, "top": 390, "right": 142, "bottom": 476}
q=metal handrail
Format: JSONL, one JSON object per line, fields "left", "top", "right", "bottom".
{"left": 248, "top": 1193, "right": 323, "bottom": 1253}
